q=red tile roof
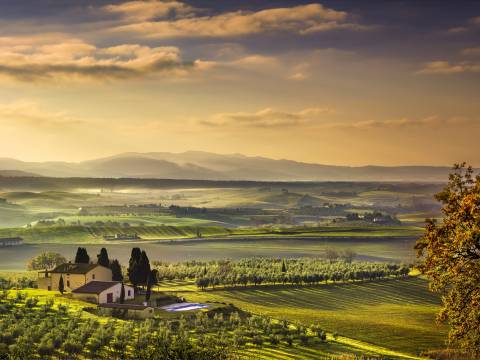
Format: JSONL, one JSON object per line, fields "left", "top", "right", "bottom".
{"left": 51, "top": 263, "right": 103, "bottom": 274}
{"left": 72, "top": 281, "right": 120, "bottom": 294}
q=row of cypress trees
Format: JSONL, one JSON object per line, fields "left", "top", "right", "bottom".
{"left": 127, "top": 248, "right": 158, "bottom": 300}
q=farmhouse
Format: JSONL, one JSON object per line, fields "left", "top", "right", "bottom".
{"left": 98, "top": 303, "right": 155, "bottom": 319}
{"left": 37, "top": 263, "right": 112, "bottom": 291}
{"left": 103, "top": 233, "right": 141, "bottom": 241}
{"left": 0, "top": 237, "right": 23, "bottom": 247}
{"left": 72, "top": 281, "right": 134, "bottom": 304}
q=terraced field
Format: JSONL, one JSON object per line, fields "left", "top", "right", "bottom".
{"left": 174, "top": 277, "right": 447, "bottom": 357}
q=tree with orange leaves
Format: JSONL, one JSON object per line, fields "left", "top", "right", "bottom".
{"left": 415, "top": 163, "right": 480, "bottom": 355}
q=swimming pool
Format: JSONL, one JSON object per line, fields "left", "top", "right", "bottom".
{"left": 161, "top": 302, "right": 209, "bottom": 312}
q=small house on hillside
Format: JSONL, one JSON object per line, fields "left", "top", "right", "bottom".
{"left": 72, "top": 281, "right": 134, "bottom": 304}
{"left": 38, "top": 263, "right": 112, "bottom": 291}
{"left": 0, "top": 237, "right": 23, "bottom": 247}
{"left": 103, "top": 233, "right": 141, "bottom": 241}
{"left": 98, "top": 303, "right": 154, "bottom": 318}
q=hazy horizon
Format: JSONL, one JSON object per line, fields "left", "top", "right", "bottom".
{"left": 0, "top": 150, "right": 473, "bottom": 168}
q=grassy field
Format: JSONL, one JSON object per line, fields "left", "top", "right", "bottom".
{"left": 3, "top": 287, "right": 428, "bottom": 359}
{"left": 171, "top": 277, "right": 446, "bottom": 357}
{"left": 0, "top": 223, "right": 423, "bottom": 245}
{"left": 48, "top": 214, "right": 219, "bottom": 226}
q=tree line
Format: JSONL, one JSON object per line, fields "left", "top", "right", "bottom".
{"left": 151, "top": 258, "right": 410, "bottom": 290}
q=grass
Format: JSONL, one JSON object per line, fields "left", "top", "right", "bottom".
{"left": 171, "top": 277, "right": 447, "bottom": 357}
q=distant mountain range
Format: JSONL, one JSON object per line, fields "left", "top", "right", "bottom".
{"left": 0, "top": 151, "right": 460, "bottom": 181}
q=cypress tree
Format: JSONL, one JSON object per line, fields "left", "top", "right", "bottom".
{"left": 120, "top": 283, "right": 125, "bottom": 304}
{"left": 74, "top": 247, "right": 90, "bottom": 264}
{"left": 110, "top": 259, "right": 123, "bottom": 281}
{"left": 138, "top": 250, "right": 151, "bottom": 287}
{"left": 281, "top": 259, "right": 287, "bottom": 273}
{"left": 128, "top": 248, "right": 142, "bottom": 289}
{"left": 145, "top": 269, "right": 157, "bottom": 302}
{"left": 97, "top": 248, "right": 109, "bottom": 267}
{"left": 59, "top": 275, "right": 64, "bottom": 294}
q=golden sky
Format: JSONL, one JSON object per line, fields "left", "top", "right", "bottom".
{"left": 0, "top": 1, "right": 479, "bottom": 166}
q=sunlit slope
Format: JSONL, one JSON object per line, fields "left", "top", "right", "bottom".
{"left": 175, "top": 277, "right": 447, "bottom": 356}
{"left": 0, "top": 223, "right": 422, "bottom": 244}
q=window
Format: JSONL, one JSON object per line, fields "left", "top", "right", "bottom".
{"left": 66, "top": 280, "right": 70, "bottom": 287}
{"left": 128, "top": 290, "right": 131, "bottom": 296}
{"left": 92, "top": 274, "right": 95, "bottom": 279}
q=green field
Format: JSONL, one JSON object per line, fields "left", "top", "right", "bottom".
{"left": 0, "top": 223, "right": 423, "bottom": 245}
{"left": 48, "top": 214, "right": 219, "bottom": 226}
{"left": 173, "top": 277, "right": 446, "bottom": 357}
{"left": 2, "top": 286, "right": 434, "bottom": 360}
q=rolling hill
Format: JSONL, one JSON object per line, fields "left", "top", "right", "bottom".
{"left": 0, "top": 151, "right": 460, "bottom": 181}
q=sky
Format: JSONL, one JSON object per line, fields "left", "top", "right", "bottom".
{"left": 0, "top": 0, "right": 479, "bottom": 166}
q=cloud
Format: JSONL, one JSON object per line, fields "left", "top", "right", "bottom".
{"left": 201, "top": 107, "right": 332, "bottom": 127}
{"left": 461, "top": 47, "right": 480, "bottom": 56}
{"left": 288, "top": 63, "right": 311, "bottom": 80}
{"left": 0, "top": 101, "right": 87, "bottom": 128}
{"left": 103, "top": 0, "right": 195, "bottom": 21}
{"left": 329, "top": 116, "right": 470, "bottom": 130}
{"left": 109, "top": 3, "right": 370, "bottom": 39}
{"left": 417, "top": 60, "right": 480, "bottom": 74}
{"left": 0, "top": 35, "right": 197, "bottom": 81}
{"left": 447, "top": 16, "right": 480, "bottom": 33}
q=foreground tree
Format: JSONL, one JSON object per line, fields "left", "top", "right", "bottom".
{"left": 27, "top": 252, "right": 66, "bottom": 270}
{"left": 415, "top": 164, "right": 480, "bottom": 355}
